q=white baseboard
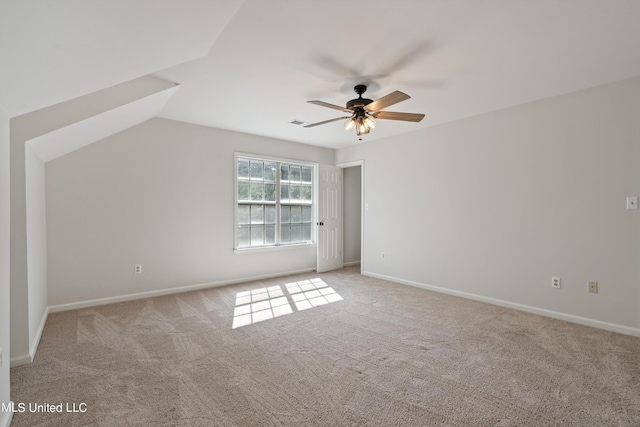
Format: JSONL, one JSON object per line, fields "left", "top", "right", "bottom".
{"left": 48, "top": 267, "right": 316, "bottom": 313}
{"left": 0, "top": 408, "right": 13, "bottom": 427}
{"left": 30, "top": 306, "right": 49, "bottom": 361}
{"left": 363, "top": 271, "right": 640, "bottom": 338}
{"left": 343, "top": 261, "right": 361, "bottom": 267}
{"left": 10, "top": 306, "right": 49, "bottom": 367}
{"left": 10, "top": 353, "right": 32, "bottom": 368}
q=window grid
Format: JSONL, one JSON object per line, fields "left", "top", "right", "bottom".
{"left": 237, "top": 157, "right": 314, "bottom": 249}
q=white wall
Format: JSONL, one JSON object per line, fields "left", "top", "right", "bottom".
{"left": 337, "top": 76, "right": 640, "bottom": 334}
{"left": 0, "top": 106, "right": 12, "bottom": 427}
{"left": 343, "top": 166, "right": 361, "bottom": 265}
{"left": 46, "top": 118, "right": 335, "bottom": 307}
{"left": 25, "top": 146, "right": 48, "bottom": 358}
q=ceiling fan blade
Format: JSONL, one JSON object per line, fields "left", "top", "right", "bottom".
{"left": 364, "top": 90, "right": 411, "bottom": 112}
{"left": 303, "top": 116, "right": 351, "bottom": 128}
{"left": 307, "top": 100, "right": 353, "bottom": 113}
{"left": 373, "top": 111, "right": 425, "bottom": 122}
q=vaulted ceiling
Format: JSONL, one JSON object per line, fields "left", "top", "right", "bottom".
{"left": 2, "top": 0, "right": 640, "bottom": 158}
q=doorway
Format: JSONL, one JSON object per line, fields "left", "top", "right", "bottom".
{"left": 340, "top": 162, "right": 363, "bottom": 272}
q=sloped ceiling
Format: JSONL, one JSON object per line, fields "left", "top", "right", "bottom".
{"left": 2, "top": 0, "right": 640, "bottom": 157}
{"left": 0, "top": 0, "right": 243, "bottom": 117}
{"left": 26, "top": 78, "right": 179, "bottom": 162}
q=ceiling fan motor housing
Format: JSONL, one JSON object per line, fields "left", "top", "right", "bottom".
{"left": 347, "top": 98, "right": 373, "bottom": 109}
{"left": 346, "top": 84, "right": 373, "bottom": 109}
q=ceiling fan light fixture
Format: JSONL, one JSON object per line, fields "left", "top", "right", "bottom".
{"left": 344, "top": 117, "right": 356, "bottom": 131}
{"left": 356, "top": 118, "right": 369, "bottom": 135}
{"left": 356, "top": 125, "right": 370, "bottom": 137}
{"left": 363, "top": 116, "right": 376, "bottom": 130}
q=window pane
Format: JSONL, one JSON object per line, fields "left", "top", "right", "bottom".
{"left": 289, "top": 166, "right": 301, "bottom": 182}
{"left": 238, "top": 159, "right": 249, "bottom": 179}
{"left": 290, "top": 185, "right": 301, "bottom": 202}
{"left": 265, "top": 225, "right": 275, "bottom": 245}
{"left": 238, "top": 182, "right": 249, "bottom": 201}
{"left": 238, "top": 205, "right": 250, "bottom": 224}
{"left": 238, "top": 225, "right": 250, "bottom": 248}
{"left": 264, "top": 162, "right": 277, "bottom": 182}
{"left": 251, "top": 225, "right": 264, "bottom": 246}
{"left": 291, "top": 224, "right": 302, "bottom": 242}
{"left": 250, "top": 161, "right": 264, "bottom": 179}
{"left": 281, "top": 225, "right": 290, "bottom": 244}
{"left": 301, "top": 167, "right": 312, "bottom": 183}
{"left": 281, "top": 206, "right": 290, "bottom": 223}
{"left": 302, "top": 224, "right": 311, "bottom": 241}
{"left": 265, "top": 183, "right": 276, "bottom": 202}
{"left": 302, "top": 206, "right": 311, "bottom": 223}
{"left": 251, "top": 205, "right": 264, "bottom": 224}
{"left": 281, "top": 184, "right": 289, "bottom": 203}
{"left": 291, "top": 206, "right": 301, "bottom": 223}
{"left": 237, "top": 158, "right": 314, "bottom": 248}
{"left": 265, "top": 206, "right": 276, "bottom": 224}
{"left": 250, "top": 182, "right": 264, "bottom": 201}
{"left": 301, "top": 185, "right": 312, "bottom": 203}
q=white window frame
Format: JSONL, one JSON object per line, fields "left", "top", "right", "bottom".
{"left": 234, "top": 152, "right": 318, "bottom": 253}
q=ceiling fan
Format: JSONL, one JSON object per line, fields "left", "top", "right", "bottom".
{"left": 305, "top": 84, "right": 425, "bottom": 136}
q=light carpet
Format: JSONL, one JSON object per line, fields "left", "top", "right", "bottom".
{"left": 9, "top": 266, "right": 640, "bottom": 426}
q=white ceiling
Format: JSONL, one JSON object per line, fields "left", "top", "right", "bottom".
{"left": 3, "top": 0, "right": 640, "bottom": 153}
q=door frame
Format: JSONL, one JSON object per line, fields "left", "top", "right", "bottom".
{"left": 336, "top": 160, "right": 364, "bottom": 274}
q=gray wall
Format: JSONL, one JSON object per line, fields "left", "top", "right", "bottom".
{"left": 45, "top": 118, "right": 335, "bottom": 308}
{"left": 337, "top": 76, "right": 640, "bottom": 333}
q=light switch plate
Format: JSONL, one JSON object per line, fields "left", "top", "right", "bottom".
{"left": 627, "top": 196, "right": 639, "bottom": 210}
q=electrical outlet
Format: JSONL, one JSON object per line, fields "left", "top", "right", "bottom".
{"left": 589, "top": 281, "right": 598, "bottom": 293}
{"left": 551, "top": 277, "right": 561, "bottom": 289}
{"left": 134, "top": 264, "right": 142, "bottom": 274}
{"left": 381, "top": 252, "right": 386, "bottom": 260}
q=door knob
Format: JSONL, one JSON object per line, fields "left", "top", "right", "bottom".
{"left": 317, "top": 221, "right": 324, "bottom": 226}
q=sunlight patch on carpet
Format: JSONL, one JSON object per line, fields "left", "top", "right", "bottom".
{"left": 232, "top": 285, "right": 292, "bottom": 329}
{"left": 285, "top": 278, "right": 343, "bottom": 310}
{"left": 232, "top": 279, "right": 343, "bottom": 329}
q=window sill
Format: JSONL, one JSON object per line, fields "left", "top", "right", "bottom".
{"left": 234, "top": 243, "right": 317, "bottom": 255}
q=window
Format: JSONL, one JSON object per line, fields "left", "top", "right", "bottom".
{"left": 236, "top": 154, "right": 315, "bottom": 249}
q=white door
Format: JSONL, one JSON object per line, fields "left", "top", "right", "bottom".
{"left": 317, "top": 165, "right": 343, "bottom": 273}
